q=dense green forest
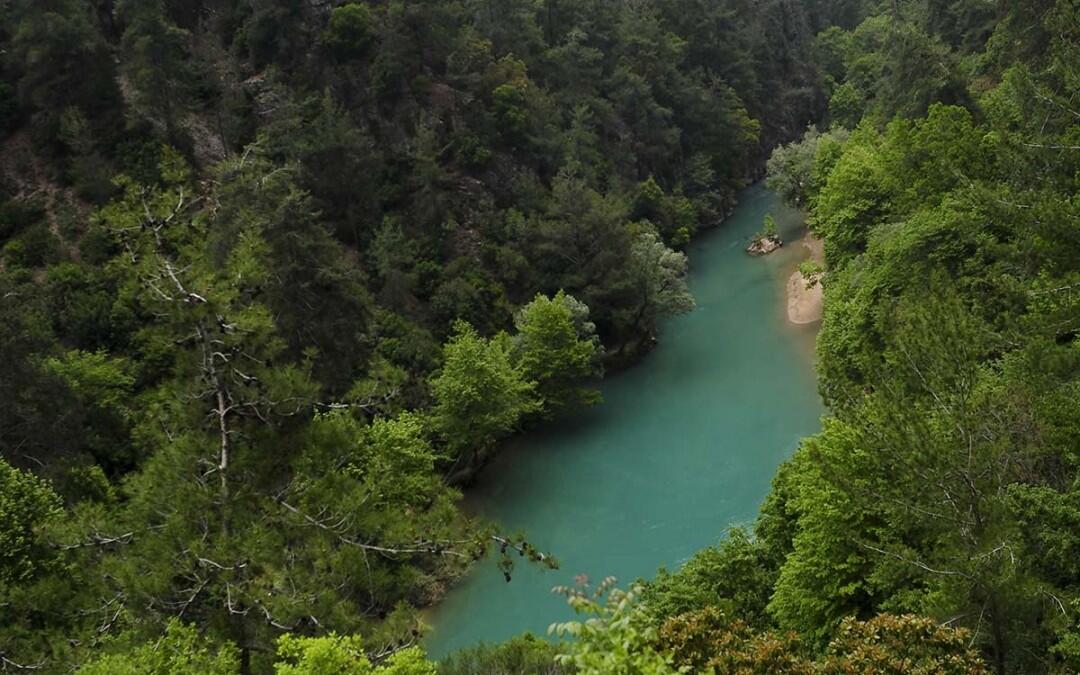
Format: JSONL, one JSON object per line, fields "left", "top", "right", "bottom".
{"left": 0, "top": 0, "right": 1077, "bottom": 672}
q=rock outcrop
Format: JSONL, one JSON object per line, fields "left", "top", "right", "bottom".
{"left": 746, "top": 234, "right": 783, "bottom": 256}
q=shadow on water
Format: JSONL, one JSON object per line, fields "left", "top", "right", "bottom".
{"left": 425, "top": 183, "right": 824, "bottom": 657}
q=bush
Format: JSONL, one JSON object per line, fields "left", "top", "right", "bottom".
{"left": 322, "top": 4, "right": 376, "bottom": 61}
{"left": 0, "top": 80, "right": 19, "bottom": 136}
{"left": 3, "top": 222, "right": 61, "bottom": 268}
{"left": 0, "top": 197, "right": 46, "bottom": 241}
{"left": 68, "top": 152, "right": 118, "bottom": 204}
{"left": 828, "top": 82, "right": 864, "bottom": 128}
{"left": 438, "top": 634, "right": 567, "bottom": 675}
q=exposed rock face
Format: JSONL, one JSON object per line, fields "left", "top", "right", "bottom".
{"left": 746, "top": 234, "right": 783, "bottom": 255}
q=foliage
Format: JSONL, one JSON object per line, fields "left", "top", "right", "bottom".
{"left": 550, "top": 580, "right": 680, "bottom": 675}
{"left": 3, "top": 0, "right": 1077, "bottom": 671}
{"left": 76, "top": 621, "right": 238, "bottom": 675}
{"left": 549, "top": 579, "right": 988, "bottom": 673}
{"left": 431, "top": 321, "right": 539, "bottom": 464}
{"left": 0, "top": 152, "right": 500, "bottom": 673}
{"left": 115, "top": 0, "right": 196, "bottom": 141}
{"left": 513, "top": 291, "right": 602, "bottom": 418}
{"left": 753, "top": 4, "right": 1080, "bottom": 671}
{"left": 657, "top": 607, "right": 812, "bottom": 674}
{"left": 437, "top": 634, "right": 567, "bottom": 675}
{"left": 78, "top": 626, "right": 442, "bottom": 675}
{"left": 41, "top": 349, "right": 135, "bottom": 470}
{"left": 643, "top": 529, "right": 777, "bottom": 630}
{"left": 275, "top": 634, "right": 436, "bottom": 675}
{"left": 761, "top": 215, "right": 778, "bottom": 239}
{"left": 798, "top": 261, "right": 825, "bottom": 288}
{"left": 765, "top": 126, "right": 850, "bottom": 208}
{"left": 655, "top": 609, "right": 987, "bottom": 673}
{"left": 619, "top": 230, "right": 695, "bottom": 348}
{"left": 821, "top": 614, "right": 988, "bottom": 674}
{"left": 0, "top": 457, "right": 61, "bottom": 586}
{"left": 322, "top": 4, "right": 377, "bottom": 62}
{"left": 8, "top": 0, "right": 122, "bottom": 152}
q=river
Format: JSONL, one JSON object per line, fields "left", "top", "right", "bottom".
{"left": 425, "top": 183, "right": 824, "bottom": 657}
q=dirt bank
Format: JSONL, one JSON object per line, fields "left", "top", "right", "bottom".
{"left": 787, "top": 234, "right": 824, "bottom": 324}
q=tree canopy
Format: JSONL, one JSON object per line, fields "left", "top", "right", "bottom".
{"left": 0, "top": 0, "right": 1076, "bottom": 672}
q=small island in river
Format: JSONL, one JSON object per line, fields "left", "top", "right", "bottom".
{"left": 747, "top": 213, "right": 783, "bottom": 255}
{"left": 746, "top": 233, "right": 783, "bottom": 255}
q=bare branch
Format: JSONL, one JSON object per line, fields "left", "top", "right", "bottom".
{"left": 0, "top": 655, "right": 46, "bottom": 671}
{"left": 858, "top": 542, "right": 973, "bottom": 580}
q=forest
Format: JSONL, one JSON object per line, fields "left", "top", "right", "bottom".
{"left": 0, "top": 0, "right": 1077, "bottom": 673}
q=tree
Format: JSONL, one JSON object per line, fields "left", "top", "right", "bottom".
{"left": 469, "top": 0, "right": 544, "bottom": 60}
{"left": 526, "top": 169, "right": 637, "bottom": 349}
{"left": 321, "top": 4, "right": 376, "bottom": 62}
{"left": 770, "top": 280, "right": 1058, "bottom": 672}
{"left": 242, "top": 0, "right": 309, "bottom": 71}
{"left": 41, "top": 349, "right": 135, "bottom": 471}
{"left": 821, "top": 614, "right": 988, "bottom": 674}
{"left": 208, "top": 152, "right": 375, "bottom": 394}
{"left": 655, "top": 609, "right": 988, "bottom": 673}
{"left": 77, "top": 621, "right": 239, "bottom": 675}
{"left": 254, "top": 94, "right": 383, "bottom": 246}
{"left": 0, "top": 270, "right": 91, "bottom": 472}
{"left": 431, "top": 321, "right": 538, "bottom": 471}
{"left": 78, "top": 626, "right": 440, "bottom": 675}
{"left": 438, "top": 634, "right": 566, "bottom": 675}
{"left": 808, "top": 127, "right": 890, "bottom": 266}
{"left": 0, "top": 457, "right": 61, "bottom": 587}
{"left": 274, "top": 634, "right": 435, "bottom": 675}
{"left": 657, "top": 607, "right": 812, "bottom": 674}
{"left": 876, "top": 21, "right": 968, "bottom": 120}
{"left": 765, "top": 126, "right": 849, "bottom": 207}
{"left": 550, "top": 580, "right": 678, "bottom": 675}
{"left": 644, "top": 529, "right": 777, "bottom": 630}
{"left": 632, "top": 177, "right": 698, "bottom": 248}
{"left": 828, "top": 82, "right": 864, "bottom": 128}
{"left": 514, "top": 291, "right": 602, "bottom": 417}
{"left": 619, "top": 230, "right": 695, "bottom": 349}
{"left": 84, "top": 152, "right": 483, "bottom": 671}
{"left": 115, "top": 0, "right": 197, "bottom": 142}
{"left": 9, "top": 0, "right": 122, "bottom": 150}
{"left": 762, "top": 214, "right": 778, "bottom": 239}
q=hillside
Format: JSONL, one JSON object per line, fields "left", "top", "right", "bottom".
{"left": 2, "top": 0, "right": 1078, "bottom": 673}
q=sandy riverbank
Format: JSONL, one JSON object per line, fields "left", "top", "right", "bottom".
{"left": 787, "top": 234, "right": 824, "bottom": 324}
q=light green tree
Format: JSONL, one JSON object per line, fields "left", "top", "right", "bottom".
{"left": 78, "top": 626, "right": 441, "bottom": 675}
{"left": 762, "top": 214, "right": 778, "bottom": 239}
{"left": 514, "top": 291, "right": 602, "bottom": 417}
{"left": 431, "top": 321, "right": 539, "bottom": 466}
{"left": 0, "top": 457, "right": 61, "bottom": 587}
{"left": 76, "top": 621, "right": 238, "bottom": 675}
{"left": 551, "top": 579, "right": 681, "bottom": 675}
{"left": 275, "top": 634, "right": 435, "bottom": 675}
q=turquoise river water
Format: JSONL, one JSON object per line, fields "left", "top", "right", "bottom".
{"left": 426, "top": 183, "right": 825, "bottom": 657}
